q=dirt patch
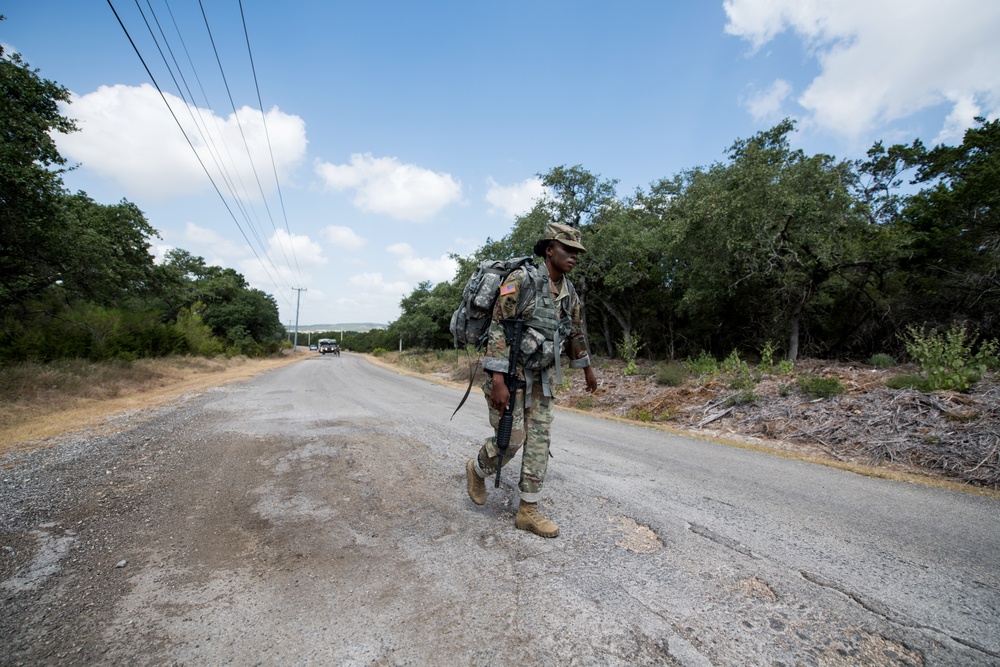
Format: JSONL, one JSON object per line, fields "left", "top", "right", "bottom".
{"left": 735, "top": 577, "right": 778, "bottom": 602}
{"left": 613, "top": 516, "right": 663, "bottom": 554}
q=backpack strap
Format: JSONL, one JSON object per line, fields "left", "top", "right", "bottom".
{"left": 450, "top": 261, "right": 540, "bottom": 420}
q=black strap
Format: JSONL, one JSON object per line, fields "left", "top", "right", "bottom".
{"left": 450, "top": 350, "right": 479, "bottom": 420}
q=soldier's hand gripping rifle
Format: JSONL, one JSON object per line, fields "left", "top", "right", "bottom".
{"left": 494, "top": 318, "right": 526, "bottom": 488}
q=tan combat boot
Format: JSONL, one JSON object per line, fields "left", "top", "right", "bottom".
{"left": 466, "top": 459, "right": 486, "bottom": 505}
{"left": 515, "top": 500, "right": 559, "bottom": 538}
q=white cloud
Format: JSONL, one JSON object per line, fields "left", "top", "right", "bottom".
{"left": 183, "top": 222, "right": 247, "bottom": 258}
{"left": 329, "top": 275, "right": 404, "bottom": 325}
{"left": 385, "top": 242, "right": 457, "bottom": 283}
{"left": 934, "top": 93, "right": 982, "bottom": 146}
{"left": 321, "top": 225, "right": 367, "bottom": 252}
{"left": 349, "top": 272, "right": 411, "bottom": 295}
{"left": 238, "top": 229, "right": 325, "bottom": 297}
{"left": 268, "top": 229, "right": 326, "bottom": 269}
{"left": 56, "top": 83, "right": 307, "bottom": 200}
{"left": 485, "top": 176, "right": 546, "bottom": 218}
{"left": 399, "top": 254, "right": 458, "bottom": 283}
{"left": 151, "top": 244, "right": 174, "bottom": 265}
{"left": 743, "top": 79, "right": 793, "bottom": 123}
{"left": 724, "top": 0, "right": 1000, "bottom": 140}
{"left": 315, "top": 153, "right": 462, "bottom": 221}
{"left": 386, "top": 242, "right": 413, "bottom": 256}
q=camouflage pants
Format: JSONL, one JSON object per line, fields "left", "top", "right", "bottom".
{"left": 476, "top": 374, "right": 554, "bottom": 502}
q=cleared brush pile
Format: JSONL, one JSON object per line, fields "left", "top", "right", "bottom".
{"left": 559, "top": 359, "right": 1000, "bottom": 489}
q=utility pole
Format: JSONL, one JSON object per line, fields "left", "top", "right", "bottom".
{"left": 292, "top": 287, "right": 307, "bottom": 351}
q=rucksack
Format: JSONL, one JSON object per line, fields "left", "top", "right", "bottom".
{"left": 449, "top": 256, "right": 536, "bottom": 349}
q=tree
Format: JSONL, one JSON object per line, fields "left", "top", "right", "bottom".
{"left": 471, "top": 204, "right": 551, "bottom": 265}
{"left": 669, "top": 120, "right": 877, "bottom": 360}
{"left": 0, "top": 39, "right": 78, "bottom": 308}
{"left": 540, "top": 164, "right": 618, "bottom": 229}
{"left": 896, "top": 118, "right": 1000, "bottom": 338}
{"left": 149, "top": 250, "right": 283, "bottom": 353}
{"left": 149, "top": 249, "right": 210, "bottom": 320}
{"left": 580, "top": 199, "right": 676, "bottom": 358}
{"left": 393, "top": 280, "right": 459, "bottom": 348}
{"left": 539, "top": 165, "right": 618, "bottom": 343}
{"left": 59, "top": 193, "right": 158, "bottom": 304}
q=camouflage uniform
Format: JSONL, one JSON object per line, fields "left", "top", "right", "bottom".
{"left": 472, "top": 266, "right": 591, "bottom": 502}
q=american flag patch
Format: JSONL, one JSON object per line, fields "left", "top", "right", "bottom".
{"left": 499, "top": 283, "right": 517, "bottom": 296}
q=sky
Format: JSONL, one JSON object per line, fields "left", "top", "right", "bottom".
{"left": 3, "top": 1, "right": 999, "bottom": 328}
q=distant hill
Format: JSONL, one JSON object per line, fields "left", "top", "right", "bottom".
{"left": 292, "top": 323, "right": 388, "bottom": 333}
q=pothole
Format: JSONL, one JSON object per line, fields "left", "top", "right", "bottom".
{"left": 613, "top": 516, "right": 663, "bottom": 553}
{"left": 735, "top": 576, "right": 778, "bottom": 601}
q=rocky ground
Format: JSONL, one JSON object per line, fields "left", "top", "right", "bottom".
{"left": 433, "top": 356, "right": 1000, "bottom": 492}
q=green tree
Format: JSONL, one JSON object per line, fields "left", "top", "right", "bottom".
{"left": 581, "top": 199, "right": 676, "bottom": 358}
{"left": 669, "top": 120, "right": 877, "bottom": 360}
{"left": 393, "top": 280, "right": 459, "bottom": 348}
{"left": 896, "top": 118, "right": 1000, "bottom": 338}
{"left": 0, "top": 39, "right": 78, "bottom": 308}
{"left": 540, "top": 164, "right": 618, "bottom": 229}
{"left": 149, "top": 250, "right": 283, "bottom": 353}
{"left": 59, "top": 193, "right": 158, "bottom": 304}
{"left": 472, "top": 203, "right": 550, "bottom": 265}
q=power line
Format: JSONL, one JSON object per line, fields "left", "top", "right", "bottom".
{"left": 195, "top": 0, "right": 299, "bottom": 280}
{"left": 146, "top": 0, "right": 289, "bottom": 283}
{"left": 106, "top": 0, "right": 306, "bottom": 312}
{"left": 135, "top": 0, "right": 274, "bottom": 264}
{"left": 239, "top": 0, "right": 301, "bottom": 280}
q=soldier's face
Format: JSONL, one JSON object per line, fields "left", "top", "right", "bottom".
{"left": 548, "top": 241, "right": 579, "bottom": 274}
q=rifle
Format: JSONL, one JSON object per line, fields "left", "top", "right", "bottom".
{"left": 493, "top": 318, "right": 526, "bottom": 488}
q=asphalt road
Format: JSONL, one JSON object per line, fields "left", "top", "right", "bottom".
{"left": 2, "top": 353, "right": 998, "bottom": 665}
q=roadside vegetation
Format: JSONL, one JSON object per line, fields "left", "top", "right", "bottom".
{"left": 1, "top": 34, "right": 285, "bottom": 365}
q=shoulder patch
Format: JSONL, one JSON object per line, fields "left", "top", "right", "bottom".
{"left": 499, "top": 283, "right": 517, "bottom": 296}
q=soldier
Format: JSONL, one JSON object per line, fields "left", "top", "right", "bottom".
{"left": 465, "top": 222, "right": 598, "bottom": 537}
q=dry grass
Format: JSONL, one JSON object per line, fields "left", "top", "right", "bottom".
{"left": 0, "top": 352, "right": 304, "bottom": 455}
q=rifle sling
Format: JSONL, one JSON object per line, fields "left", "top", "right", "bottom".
{"left": 450, "top": 351, "right": 478, "bottom": 420}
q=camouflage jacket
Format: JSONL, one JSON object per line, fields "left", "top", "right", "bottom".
{"left": 482, "top": 265, "right": 591, "bottom": 379}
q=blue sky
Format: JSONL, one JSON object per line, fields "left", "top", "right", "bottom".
{"left": 4, "top": 1, "right": 999, "bottom": 327}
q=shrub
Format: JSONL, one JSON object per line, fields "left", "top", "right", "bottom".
{"left": 758, "top": 340, "right": 777, "bottom": 373}
{"left": 797, "top": 374, "right": 845, "bottom": 399}
{"left": 616, "top": 335, "right": 643, "bottom": 376}
{"left": 371, "top": 347, "right": 388, "bottom": 357}
{"left": 722, "top": 350, "right": 758, "bottom": 390}
{"left": 886, "top": 373, "right": 932, "bottom": 391}
{"left": 654, "top": 361, "right": 688, "bottom": 386}
{"left": 626, "top": 407, "right": 654, "bottom": 422}
{"left": 902, "top": 324, "right": 996, "bottom": 391}
{"left": 685, "top": 351, "right": 718, "bottom": 377}
{"left": 776, "top": 359, "right": 795, "bottom": 375}
{"left": 724, "top": 389, "right": 758, "bottom": 406}
{"left": 868, "top": 353, "right": 896, "bottom": 369}
{"left": 980, "top": 339, "right": 1000, "bottom": 371}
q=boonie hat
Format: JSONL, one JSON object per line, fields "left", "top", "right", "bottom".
{"left": 542, "top": 222, "right": 587, "bottom": 253}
